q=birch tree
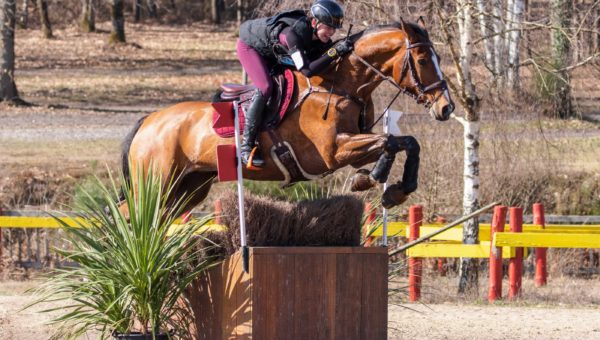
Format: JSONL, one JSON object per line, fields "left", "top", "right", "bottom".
{"left": 475, "top": 0, "right": 494, "bottom": 71}
{"left": 0, "top": 0, "right": 21, "bottom": 103}
{"left": 507, "top": 0, "right": 524, "bottom": 88}
{"left": 436, "top": 0, "right": 481, "bottom": 293}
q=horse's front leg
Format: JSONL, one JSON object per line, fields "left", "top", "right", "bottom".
{"left": 380, "top": 135, "right": 420, "bottom": 209}
{"left": 346, "top": 134, "right": 420, "bottom": 209}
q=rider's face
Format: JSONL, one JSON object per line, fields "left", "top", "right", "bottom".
{"left": 312, "top": 20, "right": 336, "bottom": 43}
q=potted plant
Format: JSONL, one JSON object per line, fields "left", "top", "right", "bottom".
{"left": 26, "top": 167, "right": 217, "bottom": 339}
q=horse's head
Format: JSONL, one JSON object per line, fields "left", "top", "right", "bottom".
{"left": 352, "top": 19, "right": 455, "bottom": 121}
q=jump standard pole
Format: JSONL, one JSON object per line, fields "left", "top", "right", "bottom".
{"left": 233, "top": 102, "right": 249, "bottom": 273}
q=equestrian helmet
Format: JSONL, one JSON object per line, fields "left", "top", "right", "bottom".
{"left": 310, "top": 0, "right": 344, "bottom": 29}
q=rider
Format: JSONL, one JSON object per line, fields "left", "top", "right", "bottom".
{"left": 237, "top": 0, "right": 353, "bottom": 168}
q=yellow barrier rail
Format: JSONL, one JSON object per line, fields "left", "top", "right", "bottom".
{"left": 0, "top": 216, "right": 227, "bottom": 235}
{"left": 407, "top": 241, "right": 527, "bottom": 258}
{"left": 368, "top": 222, "right": 600, "bottom": 240}
{"left": 494, "top": 232, "right": 600, "bottom": 249}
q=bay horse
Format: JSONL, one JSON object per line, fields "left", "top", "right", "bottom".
{"left": 120, "top": 20, "right": 454, "bottom": 213}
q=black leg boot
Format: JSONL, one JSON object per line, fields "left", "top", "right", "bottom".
{"left": 240, "top": 89, "right": 266, "bottom": 168}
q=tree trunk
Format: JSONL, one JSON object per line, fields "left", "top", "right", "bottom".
{"left": 551, "top": 0, "right": 573, "bottom": 118}
{"left": 80, "top": 0, "right": 95, "bottom": 33}
{"left": 146, "top": 0, "right": 157, "bottom": 18}
{"left": 457, "top": 117, "right": 480, "bottom": 294}
{"left": 211, "top": 0, "right": 220, "bottom": 24}
{"left": 475, "top": 0, "right": 494, "bottom": 72}
{"left": 110, "top": 0, "right": 126, "bottom": 44}
{"left": 133, "top": 0, "right": 141, "bottom": 22}
{"left": 507, "top": 0, "right": 524, "bottom": 89}
{"left": 237, "top": 0, "right": 244, "bottom": 26}
{"left": 0, "top": 0, "right": 20, "bottom": 102}
{"left": 17, "top": 0, "right": 28, "bottom": 29}
{"left": 491, "top": 0, "right": 505, "bottom": 87}
{"left": 456, "top": 0, "right": 481, "bottom": 295}
{"left": 37, "top": 0, "right": 52, "bottom": 39}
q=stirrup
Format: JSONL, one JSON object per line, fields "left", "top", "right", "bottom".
{"left": 245, "top": 146, "right": 264, "bottom": 170}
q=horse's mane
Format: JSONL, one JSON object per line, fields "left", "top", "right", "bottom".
{"left": 348, "top": 21, "right": 430, "bottom": 43}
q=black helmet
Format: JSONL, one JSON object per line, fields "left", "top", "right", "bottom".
{"left": 310, "top": 0, "right": 344, "bottom": 29}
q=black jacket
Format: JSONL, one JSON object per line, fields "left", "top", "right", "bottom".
{"left": 239, "top": 10, "right": 313, "bottom": 60}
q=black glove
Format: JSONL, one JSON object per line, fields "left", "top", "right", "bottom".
{"left": 327, "top": 39, "right": 353, "bottom": 59}
{"left": 335, "top": 39, "right": 353, "bottom": 56}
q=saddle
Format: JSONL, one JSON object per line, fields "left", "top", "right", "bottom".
{"left": 211, "top": 69, "right": 295, "bottom": 138}
{"left": 211, "top": 69, "right": 315, "bottom": 186}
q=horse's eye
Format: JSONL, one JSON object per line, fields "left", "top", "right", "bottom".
{"left": 418, "top": 59, "right": 427, "bottom": 66}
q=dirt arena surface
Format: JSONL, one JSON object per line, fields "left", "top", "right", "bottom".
{"left": 1, "top": 279, "right": 599, "bottom": 339}
{"left": 389, "top": 304, "right": 600, "bottom": 339}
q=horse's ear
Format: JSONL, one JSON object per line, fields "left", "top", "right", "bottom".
{"left": 399, "top": 17, "right": 414, "bottom": 36}
{"left": 417, "top": 16, "right": 426, "bottom": 29}
{"left": 399, "top": 17, "right": 407, "bottom": 31}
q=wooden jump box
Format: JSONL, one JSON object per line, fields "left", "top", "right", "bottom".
{"left": 188, "top": 247, "right": 388, "bottom": 340}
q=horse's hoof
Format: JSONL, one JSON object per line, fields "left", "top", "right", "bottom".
{"left": 382, "top": 183, "right": 409, "bottom": 209}
{"left": 350, "top": 169, "right": 377, "bottom": 192}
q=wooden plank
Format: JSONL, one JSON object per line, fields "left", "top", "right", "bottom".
{"left": 293, "top": 253, "right": 327, "bottom": 340}
{"left": 335, "top": 253, "right": 362, "bottom": 339}
{"left": 494, "top": 232, "right": 600, "bottom": 248}
{"left": 360, "top": 252, "right": 387, "bottom": 340}
{"left": 324, "top": 253, "right": 337, "bottom": 340}
{"left": 253, "top": 253, "right": 294, "bottom": 340}
{"left": 187, "top": 255, "right": 224, "bottom": 340}
{"left": 251, "top": 247, "right": 387, "bottom": 255}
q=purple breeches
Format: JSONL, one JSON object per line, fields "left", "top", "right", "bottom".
{"left": 236, "top": 39, "right": 272, "bottom": 98}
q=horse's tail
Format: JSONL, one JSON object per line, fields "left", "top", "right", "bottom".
{"left": 119, "top": 115, "right": 149, "bottom": 201}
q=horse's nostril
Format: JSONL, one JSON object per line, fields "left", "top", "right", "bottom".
{"left": 442, "top": 103, "right": 454, "bottom": 119}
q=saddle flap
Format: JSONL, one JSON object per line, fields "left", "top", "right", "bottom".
{"left": 211, "top": 101, "right": 235, "bottom": 129}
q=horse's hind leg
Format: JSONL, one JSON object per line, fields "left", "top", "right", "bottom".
{"left": 172, "top": 171, "right": 217, "bottom": 214}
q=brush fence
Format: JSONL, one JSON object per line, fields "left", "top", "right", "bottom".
{"left": 188, "top": 247, "right": 387, "bottom": 340}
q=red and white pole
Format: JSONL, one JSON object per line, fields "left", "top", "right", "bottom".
{"left": 363, "top": 202, "right": 376, "bottom": 247}
{"left": 508, "top": 207, "right": 523, "bottom": 300}
{"left": 488, "top": 205, "right": 507, "bottom": 303}
{"left": 533, "top": 203, "right": 547, "bottom": 286}
{"left": 408, "top": 205, "right": 422, "bottom": 302}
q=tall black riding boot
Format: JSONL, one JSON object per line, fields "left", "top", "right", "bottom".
{"left": 240, "top": 89, "right": 266, "bottom": 168}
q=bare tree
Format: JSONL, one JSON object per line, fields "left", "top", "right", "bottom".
{"left": 0, "top": 0, "right": 21, "bottom": 103}
{"left": 37, "top": 0, "right": 52, "bottom": 38}
{"left": 80, "top": 0, "right": 95, "bottom": 32}
{"left": 110, "top": 0, "right": 126, "bottom": 43}
{"left": 211, "top": 0, "right": 221, "bottom": 24}
{"left": 551, "top": 0, "right": 573, "bottom": 118}
{"left": 237, "top": 0, "right": 244, "bottom": 26}
{"left": 133, "top": 0, "right": 141, "bottom": 22}
{"left": 17, "top": 0, "right": 27, "bottom": 28}
{"left": 146, "top": 0, "right": 157, "bottom": 18}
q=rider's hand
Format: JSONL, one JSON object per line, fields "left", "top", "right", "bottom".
{"left": 333, "top": 39, "right": 353, "bottom": 57}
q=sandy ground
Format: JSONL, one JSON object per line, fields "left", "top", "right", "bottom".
{"left": 389, "top": 303, "right": 600, "bottom": 339}
{"left": 1, "top": 279, "right": 599, "bottom": 340}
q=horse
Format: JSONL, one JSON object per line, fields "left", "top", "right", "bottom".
{"left": 120, "top": 19, "right": 454, "bottom": 214}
